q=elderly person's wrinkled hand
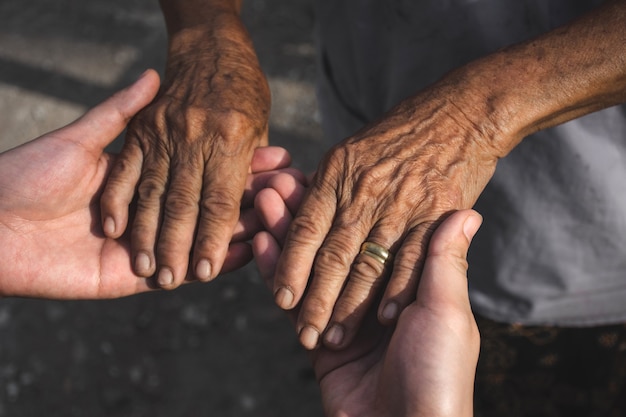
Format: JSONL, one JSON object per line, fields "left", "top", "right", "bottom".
{"left": 270, "top": 0, "right": 626, "bottom": 351}
{"left": 99, "top": 2, "right": 270, "bottom": 290}
{"left": 253, "top": 174, "right": 481, "bottom": 417}
{"left": 0, "top": 69, "right": 292, "bottom": 299}
{"left": 271, "top": 83, "right": 500, "bottom": 349}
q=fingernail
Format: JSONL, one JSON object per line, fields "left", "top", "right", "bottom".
{"left": 381, "top": 302, "right": 399, "bottom": 321}
{"left": 158, "top": 268, "right": 174, "bottom": 287}
{"left": 135, "top": 252, "right": 151, "bottom": 274}
{"left": 274, "top": 287, "right": 294, "bottom": 309}
{"left": 299, "top": 326, "right": 320, "bottom": 350}
{"left": 463, "top": 213, "right": 483, "bottom": 242}
{"left": 103, "top": 217, "right": 116, "bottom": 236}
{"left": 324, "top": 324, "right": 344, "bottom": 346}
{"left": 195, "top": 259, "right": 212, "bottom": 282}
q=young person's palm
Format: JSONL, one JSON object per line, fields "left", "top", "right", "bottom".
{"left": 0, "top": 70, "right": 294, "bottom": 299}
{"left": 253, "top": 174, "right": 480, "bottom": 417}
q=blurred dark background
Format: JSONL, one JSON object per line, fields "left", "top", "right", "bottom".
{"left": 0, "top": 1, "right": 326, "bottom": 415}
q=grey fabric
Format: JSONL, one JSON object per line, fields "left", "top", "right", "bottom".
{"left": 315, "top": 0, "right": 626, "bottom": 325}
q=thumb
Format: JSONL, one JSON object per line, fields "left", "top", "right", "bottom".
{"left": 62, "top": 69, "right": 160, "bottom": 152}
{"left": 416, "top": 210, "right": 482, "bottom": 310}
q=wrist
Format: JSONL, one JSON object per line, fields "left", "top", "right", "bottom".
{"left": 438, "top": 1, "right": 626, "bottom": 157}
{"left": 432, "top": 56, "right": 528, "bottom": 159}
{"left": 166, "top": 12, "right": 253, "bottom": 60}
{"left": 161, "top": 13, "right": 270, "bottom": 121}
{"left": 159, "top": 0, "right": 242, "bottom": 34}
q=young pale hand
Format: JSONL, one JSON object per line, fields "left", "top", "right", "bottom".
{"left": 253, "top": 172, "right": 481, "bottom": 417}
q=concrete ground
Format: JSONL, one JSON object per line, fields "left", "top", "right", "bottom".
{"left": 0, "top": 1, "right": 327, "bottom": 416}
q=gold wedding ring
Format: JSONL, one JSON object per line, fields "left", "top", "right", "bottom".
{"left": 359, "top": 241, "right": 391, "bottom": 266}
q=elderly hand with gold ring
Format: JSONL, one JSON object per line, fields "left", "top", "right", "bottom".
{"left": 269, "top": 77, "right": 500, "bottom": 350}
{"left": 253, "top": 172, "right": 481, "bottom": 416}
{"left": 359, "top": 242, "right": 392, "bottom": 267}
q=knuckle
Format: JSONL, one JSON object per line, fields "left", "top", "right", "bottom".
{"left": 164, "top": 190, "right": 200, "bottom": 221}
{"left": 315, "top": 244, "right": 354, "bottom": 270}
{"left": 101, "top": 182, "right": 124, "bottom": 205}
{"left": 216, "top": 110, "right": 254, "bottom": 138}
{"left": 168, "top": 107, "right": 261, "bottom": 150}
{"left": 302, "top": 294, "right": 334, "bottom": 322}
{"left": 351, "top": 257, "right": 385, "bottom": 282}
{"left": 402, "top": 224, "right": 434, "bottom": 253}
{"left": 391, "top": 261, "right": 418, "bottom": 280}
{"left": 181, "top": 107, "right": 210, "bottom": 134}
{"left": 392, "top": 251, "right": 425, "bottom": 279}
{"left": 100, "top": 191, "right": 126, "bottom": 212}
{"left": 137, "top": 175, "right": 167, "bottom": 203}
{"left": 393, "top": 248, "right": 425, "bottom": 278}
{"left": 356, "top": 167, "right": 385, "bottom": 190}
{"left": 287, "top": 216, "right": 324, "bottom": 243}
{"left": 111, "top": 153, "right": 141, "bottom": 180}
{"left": 195, "top": 235, "right": 218, "bottom": 253}
{"left": 130, "top": 228, "right": 156, "bottom": 251}
{"left": 157, "top": 238, "right": 189, "bottom": 260}
{"left": 200, "top": 189, "right": 239, "bottom": 220}
{"left": 398, "top": 238, "right": 425, "bottom": 261}
{"left": 431, "top": 253, "right": 469, "bottom": 275}
{"left": 129, "top": 120, "right": 170, "bottom": 153}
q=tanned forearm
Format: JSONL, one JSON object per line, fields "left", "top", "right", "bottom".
{"left": 158, "top": 0, "right": 252, "bottom": 58}
{"left": 155, "top": 0, "right": 267, "bottom": 118}
{"left": 436, "top": 0, "right": 626, "bottom": 157}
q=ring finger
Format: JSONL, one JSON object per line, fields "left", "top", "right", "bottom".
{"left": 322, "top": 222, "right": 403, "bottom": 349}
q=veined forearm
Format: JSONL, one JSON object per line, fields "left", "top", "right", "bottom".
{"left": 446, "top": 0, "right": 626, "bottom": 157}
{"left": 157, "top": 0, "right": 259, "bottom": 83}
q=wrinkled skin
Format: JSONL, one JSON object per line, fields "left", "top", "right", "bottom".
{"left": 253, "top": 173, "right": 480, "bottom": 417}
{"left": 100, "top": 10, "right": 271, "bottom": 290}
{"left": 267, "top": 0, "right": 626, "bottom": 352}
{"left": 0, "top": 69, "right": 292, "bottom": 299}
{"left": 272, "top": 83, "right": 499, "bottom": 350}
{"left": 106, "top": 0, "right": 626, "bottom": 352}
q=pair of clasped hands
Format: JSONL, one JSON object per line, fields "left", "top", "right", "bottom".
{"left": 0, "top": 72, "right": 480, "bottom": 416}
